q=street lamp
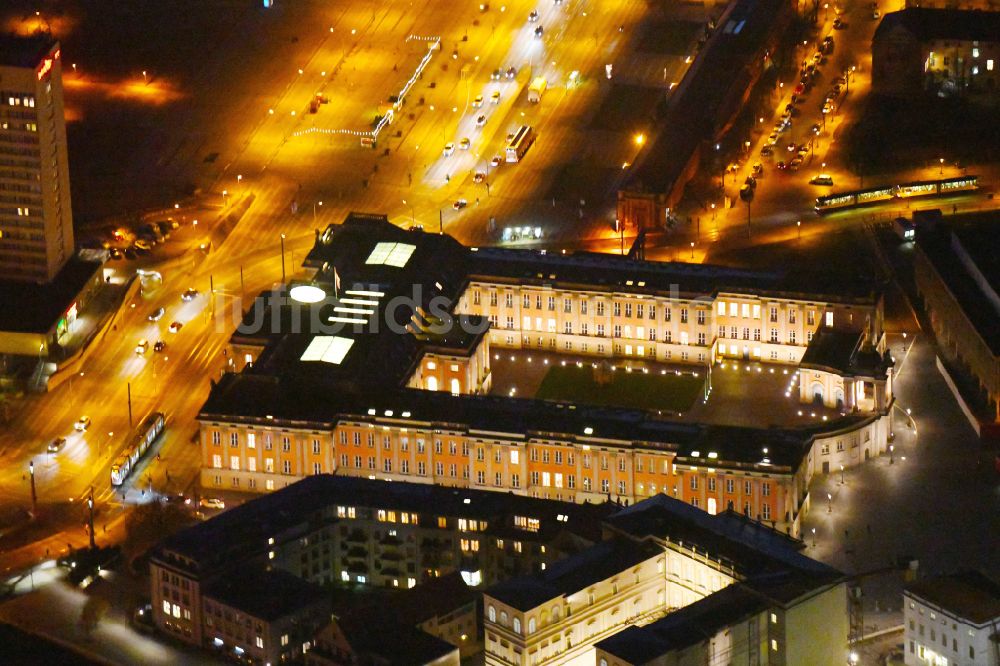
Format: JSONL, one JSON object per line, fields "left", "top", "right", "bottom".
{"left": 827, "top": 492, "right": 832, "bottom": 513}
{"left": 797, "top": 220, "right": 801, "bottom": 239}
{"left": 313, "top": 200, "right": 323, "bottom": 223}
{"left": 939, "top": 157, "right": 944, "bottom": 174}
{"left": 811, "top": 527, "right": 816, "bottom": 547}
{"left": 711, "top": 203, "right": 716, "bottom": 221}
{"left": 142, "top": 70, "right": 148, "bottom": 85}
{"left": 889, "top": 444, "right": 894, "bottom": 464}
{"left": 222, "top": 189, "right": 228, "bottom": 206}
{"left": 29, "top": 460, "right": 37, "bottom": 517}
{"left": 839, "top": 464, "right": 845, "bottom": 485}
{"left": 280, "top": 233, "right": 287, "bottom": 283}
{"left": 634, "top": 133, "right": 646, "bottom": 147}
{"left": 690, "top": 242, "right": 695, "bottom": 259}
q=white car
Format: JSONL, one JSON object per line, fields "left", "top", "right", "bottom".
{"left": 200, "top": 497, "right": 225, "bottom": 510}
{"left": 490, "top": 155, "right": 503, "bottom": 168}
{"left": 443, "top": 143, "right": 455, "bottom": 156}
{"left": 135, "top": 339, "right": 149, "bottom": 355}
{"left": 476, "top": 115, "right": 487, "bottom": 127}
{"left": 74, "top": 415, "right": 91, "bottom": 432}
{"left": 472, "top": 95, "right": 484, "bottom": 108}
{"left": 459, "top": 138, "right": 471, "bottom": 150}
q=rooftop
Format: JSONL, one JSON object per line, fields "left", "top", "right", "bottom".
{"left": 487, "top": 538, "right": 663, "bottom": 611}
{"left": 875, "top": 8, "right": 1000, "bottom": 44}
{"left": 0, "top": 33, "right": 56, "bottom": 69}
{"left": 916, "top": 216, "right": 1000, "bottom": 354}
{"left": 487, "top": 493, "right": 842, "bottom": 613}
{"left": 906, "top": 571, "right": 1000, "bottom": 625}
{"left": 154, "top": 475, "right": 616, "bottom": 571}
{"left": 333, "top": 614, "right": 458, "bottom": 666}
{"left": 204, "top": 567, "right": 328, "bottom": 622}
{"left": 0, "top": 256, "right": 103, "bottom": 335}
{"left": 800, "top": 327, "right": 891, "bottom": 378}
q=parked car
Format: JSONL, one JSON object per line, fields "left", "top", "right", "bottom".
{"left": 789, "top": 156, "right": 803, "bottom": 170}
{"left": 752, "top": 162, "right": 764, "bottom": 177}
{"left": 47, "top": 437, "right": 67, "bottom": 454}
{"left": 833, "top": 17, "right": 845, "bottom": 29}
{"left": 74, "top": 415, "right": 91, "bottom": 432}
{"left": 810, "top": 174, "right": 834, "bottom": 186}
{"left": 760, "top": 145, "right": 774, "bottom": 157}
{"left": 199, "top": 497, "right": 225, "bottom": 510}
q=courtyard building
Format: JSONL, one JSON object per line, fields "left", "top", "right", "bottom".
{"left": 199, "top": 214, "right": 894, "bottom": 538}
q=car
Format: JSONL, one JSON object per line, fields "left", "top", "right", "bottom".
{"left": 793, "top": 83, "right": 805, "bottom": 96}
{"left": 784, "top": 103, "right": 796, "bottom": 114}
{"left": 181, "top": 288, "right": 198, "bottom": 301}
{"left": 832, "top": 76, "right": 846, "bottom": 86}
{"left": 168, "top": 321, "right": 183, "bottom": 333}
{"left": 872, "top": 9, "right": 880, "bottom": 19}
{"left": 760, "top": 145, "right": 774, "bottom": 157}
{"left": 491, "top": 90, "right": 501, "bottom": 104}
{"left": 811, "top": 123, "right": 822, "bottom": 135}
{"left": 772, "top": 124, "right": 786, "bottom": 136}
{"left": 124, "top": 248, "right": 138, "bottom": 261}
{"left": 830, "top": 84, "right": 842, "bottom": 95}
{"left": 528, "top": 9, "right": 539, "bottom": 22}
{"left": 135, "top": 339, "right": 149, "bottom": 355}
{"left": 154, "top": 340, "right": 166, "bottom": 353}
{"left": 534, "top": 25, "right": 544, "bottom": 38}
{"left": 74, "top": 415, "right": 91, "bottom": 432}
{"left": 472, "top": 94, "right": 484, "bottom": 108}
{"left": 148, "top": 307, "right": 165, "bottom": 322}
{"left": 776, "top": 161, "right": 788, "bottom": 170}
{"left": 787, "top": 142, "right": 797, "bottom": 153}
{"left": 443, "top": 142, "right": 455, "bottom": 156}
{"left": 490, "top": 155, "right": 503, "bottom": 168}
{"left": 739, "top": 184, "right": 754, "bottom": 201}
{"left": 199, "top": 497, "right": 225, "bottom": 510}
{"left": 109, "top": 248, "right": 123, "bottom": 260}
{"left": 823, "top": 101, "right": 834, "bottom": 114}
{"left": 134, "top": 239, "right": 152, "bottom": 251}
{"left": 491, "top": 69, "right": 502, "bottom": 81}
{"left": 47, "top": 437, "right": 67, "bottom": 454}
{"left": 473, "top": 172, "right": 486, "bottom": 183}
{"left": 767, "top": 132, "right": 779, "bottom": 144}
{"left": 789, "top": 156, "right": 803, "bottom": 170}
{"left": 797, "top": 145, "right": 809, "bottom": 157}
{"left": 452, "top": 199, "right": 468, "bottom": 210}
{"left": 505, "top": 66, "right": 517, "bottom": 79}
{"left": 154, "top": 221, "right": 172, "bottom": 238}
{"left": 752, "top": 162, "right": 764, "bottom": 177}
{"left": 833, "top": 17, "right": 844, "bottom": 29}
{"left": 459, "top": 138, "right": 471, "bottom": 150}
{"left": 476, "top": 114, "right": 487, "bottom": 127}
{"left": 810, "top": 174, "right": 835, "bottom": 186}
{"left": 744, "top": 175, "right": 757, "bottom": 189}
{"left": 162, "top": 494, "right": 191, "bottom": 506}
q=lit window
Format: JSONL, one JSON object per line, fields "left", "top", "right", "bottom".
{"left": 825, "top": 311, "right": 833, "bottom": 327}
{"left": 771, "top": 639, "right": 778, "bottom": 651}
{"left": 162, "top": 600, "right": 171, "bottom": 614}
{"left": 988, "top": 59, "right": 994, "bottom": 71}
{"left": 256, "top": 636, "right": 264, "bottom": 649}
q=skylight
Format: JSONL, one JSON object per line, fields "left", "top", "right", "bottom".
{"left": 365, "top": 242, "right": 416, "bottom": 268}
{"left": 300, "top": 336, "right": 354, "bottom": 364}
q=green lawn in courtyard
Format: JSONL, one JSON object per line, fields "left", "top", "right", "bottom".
{"left": 535, "top": 365, "right": 705, "bottom": 412}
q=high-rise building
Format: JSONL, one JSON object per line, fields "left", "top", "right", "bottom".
{"left": 0, "top": 34, "right": 74, "bottom": 283}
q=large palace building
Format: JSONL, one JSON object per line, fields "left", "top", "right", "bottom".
{"left": 199, "top": 214, "right": 894, "bottom": 538}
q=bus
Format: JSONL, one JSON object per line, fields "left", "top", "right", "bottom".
{"left": 111, "top": 412, "right": 166, "bottom": 487}
{"left": 505, "top": 125, "right": 536, "bottom": 163}
{"left": 815, "top": 176, "right": 978, "bottom": 213}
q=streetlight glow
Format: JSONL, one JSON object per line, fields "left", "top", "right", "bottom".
{"left": 634, "top": 133, "right": 646, "bottom": 146}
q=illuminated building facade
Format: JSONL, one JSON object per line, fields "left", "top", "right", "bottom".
{"left": 484, "top": 494, "right": 848, "bottom": 666}
{"left": 0, "top": 34, "right": 74, "bottom": 283}
{"left": 199, "top": 214, "right": 893, "bottom": 538}
{"left": 873, "top": 9, "right": 1000, "bottom": 98}
{"left": 903, "top": 571, "right": 1000, "bottom": 666}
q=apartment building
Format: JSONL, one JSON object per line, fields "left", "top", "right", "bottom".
{"left": 904, "top": 571, "right": 1000, "bottom": 666}
{"left": 0, "top": 34, "right": 74, "bottom": 283}
{"left": 150, "top": 475, "right": 615, "bottom": 647}
{"left": 483, "top": 493, "right": 847, "bottom": 666}
{"left": 873, "top": 9, "right": 1000, "bottom": 98}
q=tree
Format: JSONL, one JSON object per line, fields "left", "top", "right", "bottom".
{"left": 80, "top": 596, "right": 109, "bottom": 637}
{"left": 122, "top": 501, "right": 196, "bottom": 569}
{"left": 593, "top": 360, "right": 614, "bottom": 387}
